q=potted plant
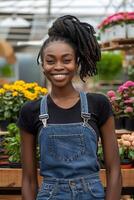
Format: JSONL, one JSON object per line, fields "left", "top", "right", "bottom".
{"left": 107, "top": 89, "right": 125, "bottom": 129}
{"left": 3, "top": 123, "right": 21, "bottom": 167}
{"left": 118, "top": 132, "right": 134, "bottom": 168}
{"left": 4, "top": 123, "right": 40, "bottom": 168}
{"left": 98, "top": 12, "right": 134, "bottom": 42}
{"left": 107, "top": 81, "right": 134, "bottom": 130}
{"left": 118, "top": 81, "right": 134, "bottom": 131}
{"left": 0, "top": 80, "right": 48, "bottom": 130}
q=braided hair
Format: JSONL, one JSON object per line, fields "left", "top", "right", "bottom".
{"left": 37, "top": 15, "right": 101, "bottom": 81}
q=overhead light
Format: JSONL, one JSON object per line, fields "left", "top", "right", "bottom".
{"left": 0, "top": 14, "right": 30, "bottom": 28}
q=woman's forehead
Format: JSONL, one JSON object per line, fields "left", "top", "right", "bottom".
{"left": 43, "top": 41, "right": 75, "bottom": 56}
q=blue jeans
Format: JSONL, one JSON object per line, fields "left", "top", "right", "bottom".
{"left": 36, "top": 173, "right": 105, "bottom": 200}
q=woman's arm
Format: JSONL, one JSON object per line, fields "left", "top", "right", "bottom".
{"left": 21, "top": 130, "right": 38, "bottom": 200}
{"left": 100, "top": 116, "right": 122, "bottom": 200}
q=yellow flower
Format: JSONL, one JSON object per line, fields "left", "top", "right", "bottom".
{"left": 12, "top": 91, "right": 18, "bottom": 97}
{"left": 0, "top": 88, "right": 5, "bottom": 94}
{"left": 14, "top": 80, "right": 25, "bottom": 86}
{"left": 41, "top": 88, "right": 48, "bottom": 94}
{"left": 3, "top": 84, "right": 11, "bottom": 90}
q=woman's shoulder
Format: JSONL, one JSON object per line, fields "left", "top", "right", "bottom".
{"left": 86, "top": 92, "right": 109, "bottom": 104}
{"left": 21, "top": 98, "right": 41, "bottom": 114}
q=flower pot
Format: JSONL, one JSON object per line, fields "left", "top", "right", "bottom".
{"left": 115, "top": 117, "right": 125, "bottom": 130}
{"left": 120, "top": 159, "right": 133, "bottom": 169}
{"left": 124, "top": 117, "right": 134, "bottom": 131}
{"left": 9, "top": 162, "right": 21, "bottom": 168}
{"left": 100, "top": 30, "right": 109, "bottom": 43}
{"left": 127, "top": 23, "right": 134, "bottom": 38}
{"left": 110, "top": 24, "right": 126, "bottom": 40}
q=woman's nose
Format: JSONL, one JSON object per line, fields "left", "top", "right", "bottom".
{"left": 54, "top": 62, "right": 64, "bottom": 70}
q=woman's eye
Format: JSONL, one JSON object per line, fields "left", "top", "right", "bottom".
{"left": 63, "top": 60, "right": 71, "bottom": 64}
{"left": 46, "top": 60, "right": 54, "bottom": 64}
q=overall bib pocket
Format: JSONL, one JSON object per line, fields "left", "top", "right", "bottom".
{"left": 48, "top": 133, "right": 85, "bottom": 162}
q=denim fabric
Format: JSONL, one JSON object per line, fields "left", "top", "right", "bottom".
{"left": 36, "top": 173, "right": 105, "bottom": 200}
{"left": 37, "top": 92, "right": 105, "bottom": 200}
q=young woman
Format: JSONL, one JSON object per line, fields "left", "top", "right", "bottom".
{"left": 18, "top": 15, "right": 122, "bottom": 200}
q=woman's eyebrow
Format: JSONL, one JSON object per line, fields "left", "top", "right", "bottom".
{"left": 45, "top": 53, "right": 73, "bottom": 58}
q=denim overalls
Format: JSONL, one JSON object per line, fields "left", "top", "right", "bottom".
{"left": 36, "top": 92, "right": 105, "bottom": 200}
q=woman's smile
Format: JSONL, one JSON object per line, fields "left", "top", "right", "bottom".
{"left": 51, "top": 73, "right": 69, "bottom": 81}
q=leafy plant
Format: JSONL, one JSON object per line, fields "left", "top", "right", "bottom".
{"left": 97, "top": 52, "right": 123, "bottom": 81}
{"left": 4, "top": 123, "right": 40, "bottom": 164}
{"left": 107, "top": 81, "right": 134, "bottom": 119}
{"left": 98, "top": 12, "right": 134, "bottom": 31}
{"left": 4, "top": 123, "right": 21, "bottom": 163}
{"left": 118, "top": 133, "right": 134, "bottom": 162}
{"left": 0, "top": 80, "right": 48, "bottom": 122}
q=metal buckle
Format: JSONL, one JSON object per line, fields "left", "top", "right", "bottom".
{"left": 39, "top": 114, "right": 49, "bottom": 128}
{"left": 81, "top": 112, "right": 91, "bottom": 125}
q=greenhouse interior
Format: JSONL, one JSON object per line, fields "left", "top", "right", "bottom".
{"left": 0, "top": 0, "right": 134, "bottom": 200}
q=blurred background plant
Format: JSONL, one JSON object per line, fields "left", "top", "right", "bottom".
{"left": 3, "top": 123, "right": 40, "bottom": 165}
{"left": 107, "top": 81, "right": 134, "bottom": 119}
{"left": 3, "top": 123, "right": 21, "bottom": 163}
{"left": 0, "top": 80, "right": 48, "bottom": 124}
{"left": 97, "top": 52, "right": 123, "bottom": 81}
{"left": 0, "top": 64, "right": 13, "bottom": 77}
{"left": 118, "top": 132, "right": 134, "bottom": 163}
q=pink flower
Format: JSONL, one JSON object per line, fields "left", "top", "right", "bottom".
{"left": 108, "top": 12, "right": 125, "bottom": 23}
{"left": 111, "top": 96, "right": 117, "bottom": 102}
{"left": 118, "top": 86, "right": 128, "bottom": 93}
{"left": 98, "top": 12, "right": 134, "bottom": 30}
{"left": 123, "top": 81, "right": 134, "bottom": 87}
{"left": 107, "top": 90, "right": 116, "bottom": 98}
{"left": 124, "top": 107, "right": 133, "bottom": 113}
{"left": 124, "top": 99, "right": 133, "bottom": 104}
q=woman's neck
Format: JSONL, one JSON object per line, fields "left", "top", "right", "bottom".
{"left": 50, "top": 84, "right": 78, "bottom": 99}
{"left": 50, "top": 85, "right": 80, "bottom": 109}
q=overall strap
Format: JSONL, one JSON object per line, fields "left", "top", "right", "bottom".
{"left": 80, "top": 92, "right": 91, "bottom": 124}
{"left": 39, "top": 94, "right": 49, "bottom": 127}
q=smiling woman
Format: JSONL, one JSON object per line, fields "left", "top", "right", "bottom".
{"left": 18, "top": 15, "right": 122, "bottom": 200}
{"left": 42, "top": 41, "right": 77, "bottom": 88}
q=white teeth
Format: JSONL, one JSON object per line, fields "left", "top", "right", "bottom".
{"left": 53, "top": 74, "right": 66, "bottom": 78}
{"left": 52, "top": 74, "right": 67, "bottom": 80}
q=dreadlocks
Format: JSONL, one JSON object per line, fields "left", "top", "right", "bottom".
{"left": 37, "top": 15, "right": 101, "bottom": 81}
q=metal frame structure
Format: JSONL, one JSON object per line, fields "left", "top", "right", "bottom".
{"left": 0, "top": 0, "right": 133, "bottom": 47}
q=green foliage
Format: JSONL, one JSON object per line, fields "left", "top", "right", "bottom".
{"left": 4, "top": 123, "right": 40, "bottom": 164}
{"left": 119, "top": 146, "right": 134, "bottom": 161}
{"left": 0, "top": 64, "right": 13, "bottom": 77}
{"left": 0, "top": 80, "right": 47, "bottom": 122}
{"left": 4, "top": 123, "right": 21, "bottom": 163}
{"left": 97, "top": 143, "right": 104, "bottom": 161}
{"left": 0, "top": 91, "right": 25, "bottom": 121}
{"left": 97, "top": 52, "right": 123, "bottom": 80}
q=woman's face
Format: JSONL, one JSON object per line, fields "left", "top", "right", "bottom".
{"left": 42, "top": 41, "right": 77, "bottom": 88}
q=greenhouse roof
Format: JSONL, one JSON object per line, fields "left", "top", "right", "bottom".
{"left": 0, "top": 0, "right": 133, "bottom": 47}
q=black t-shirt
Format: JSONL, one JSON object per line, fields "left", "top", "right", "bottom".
{"left": 17, "top": 93, "right": 113, "bottom": 139}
